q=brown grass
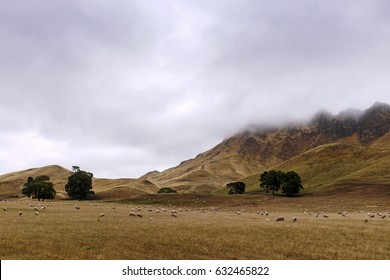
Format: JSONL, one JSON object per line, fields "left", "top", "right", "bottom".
{"left": 1, "top": 194, "right": 389, "bottom": 260}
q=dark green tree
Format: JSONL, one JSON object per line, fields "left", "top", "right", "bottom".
{"left": 65, "top": 168, "right": 94, "bottom": 199}
{"left": 226, "top": 181, "right": 246, "bottom": 194}
{"left": 260, "top": 170, "right": 283, "bottom": 195}
{"left": 281, "top": 171, "right": 303, "bottom": 196}
{"left": 22, "top": 175, "right": 56, "bottom": 201}
{"left": 260, "top": 170, "right": 304, "bottom": 196}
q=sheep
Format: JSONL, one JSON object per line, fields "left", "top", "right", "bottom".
{"left": 18, "top": 211, "right": 23, "bottom": 216}
{"left": 171, "top": 212, "right": 178, "bottom": 218}
{"left": 34, "top": 211, "right": 39, "bottom": 216}
{"left": 276, "top": 217, "right": 284, "bottom": 222}
{"left": 98, "top": 213, "right": 105, "bottom": 221}
{"left": 129, "top": 212, "right": 137, "bottom": 217}
{"left": 292, "top": 217, "right": 297, "bottom": 222}
{"left": 323, "top": 214, "right": 329, "bottom": 218}
{"left": 368, "top": 213, "right": 375, "bottom": 218}
{"left": 75, "top": 205, "right": 80, "bottom": 210}
{"left": 3, "top": 207, "right": 6, "bottom": 212}
{"left": 136, "top": 213, "right": 143, "bottom": 218}
{"left": 364, "top": 219, "right": 369, "bottom": 223}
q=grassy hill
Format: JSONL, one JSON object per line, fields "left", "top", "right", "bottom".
{"left": 240, "top": 132, "right": 390, "bottom": 196}
{"left": 0, "top": 165, "right": 159, "bottom": 200}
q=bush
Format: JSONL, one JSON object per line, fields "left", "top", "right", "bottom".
{"left": 157, "top": 187, "right": 177, "bottom": 194}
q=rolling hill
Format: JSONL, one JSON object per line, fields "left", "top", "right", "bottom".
{"left": 0, "top": 165, "right": 159, "bottom": 200}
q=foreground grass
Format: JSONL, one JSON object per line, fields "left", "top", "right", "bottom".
{"left": 0, "top": 197, "right": 389, "bottom": 260}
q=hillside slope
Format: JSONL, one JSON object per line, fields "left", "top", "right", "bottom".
{"left": 0, "top": 165, "right": 159, "bottom": 200}
{"left": 146, "top": 102, "right": 390, "bottom": 193}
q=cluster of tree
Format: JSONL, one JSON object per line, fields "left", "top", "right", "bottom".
{"left": 226, "top": 181, "right": 246, "bottom": 194}
{"left": 22, "top": 166, "right": 94, "bottom": 200}
{"left": 22, "top": 175, "right": 56, "bottom": 201}
{"left": 157, "top": 187, "right": 177, "bottom": 194}
{"left": 260, "top": 170, "right": 303, "bottom": 196}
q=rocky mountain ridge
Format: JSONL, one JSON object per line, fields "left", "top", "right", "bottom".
{"left": 146, "top": 102, "right": 390, "bottom": 192}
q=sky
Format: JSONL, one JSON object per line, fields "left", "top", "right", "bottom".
{"left": 1, "top": 0, "right": 390, "bottom": 178}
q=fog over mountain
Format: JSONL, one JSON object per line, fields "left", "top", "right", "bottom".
{"left": 1, "top": 1, "right": 390, "bottom": 178}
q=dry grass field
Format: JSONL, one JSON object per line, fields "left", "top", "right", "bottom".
{"left": 1, "top": 194, "right": 389, "bottom": 260}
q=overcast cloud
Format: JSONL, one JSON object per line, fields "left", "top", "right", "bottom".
{"left": 1, "top": 0, "right": 390, "bottom": 178}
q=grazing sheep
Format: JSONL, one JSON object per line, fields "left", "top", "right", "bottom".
{"left": 323, "top": 214, "right": 329, "bottom": 218}
{"left": 171, "top": 212, "right": 178, "bottom": 218}
{"left": 75, "top": 205, "right": 80, "bottom": 210}
{"left": 368, "top": 213, "right": 375, "bottom": 218}
{"left": 98, "top": 213, "right": 105, "bottom": 221}
{"left": 292, "top": 217, "right": 297, "bottom": 222}
{"left": 3, "top": 207, "right": 6, "bottom": 212}
{"left": 34, "top": 211, "right": 39, "bottom": 216}
{"left": 136, "top": 213, "right": 143, "bottom": 218}
{"left": 276, "top": 217, "right": 284, "bottom": 222}
{"left": 18, "top": 211, "right": 23, "bottom": 216}
{"left": 364, "top": 219, "right": 369, "bottom": 223}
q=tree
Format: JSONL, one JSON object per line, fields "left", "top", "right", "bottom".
{"left": 281, "top": 171, "right": 303, "bottom": 196}
{"left": 260, "top": 170, "right": 283, "bottom": 195}
{"left": 22, "top": 175, "right": 56, "bottom": 201}
{"left": 226, "top": 181, "right": 246, "bottom": 194}
{"left": 260, "top": 170, "right": 304, "bottom": 196}
{"left": 65, "top": 168, "right": 94, "bottom": 199}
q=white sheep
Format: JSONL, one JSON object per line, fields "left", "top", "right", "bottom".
{"left": 292, "top": 217, "right": 297, "bottom": 222}
{"left": 75, "top": 205, "right": 80, "bottom": 210}
{"left": 34, "top": 211, "right": 39, "bottom": 216}
{"left": 171, "top": 212, "right": 178, "bottom": 218}
{"left": 18, "top": 211, "right": 23, "bottom": 216}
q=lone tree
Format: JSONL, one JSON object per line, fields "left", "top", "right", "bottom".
{"left": 260, "top": 170, "right": 303, "bottom": 196}
{"left": 226, "top": 181, "right": 246, "bottom": 194}
{"left": 22, "top": 175, "right": 56, "bottom": 201}
{"left": 65, "top": 168, "right": 94, "bottom": 199}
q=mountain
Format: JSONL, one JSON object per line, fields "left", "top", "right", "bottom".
{"left": 146, "top": 102, "right": 390, "bottom": 193}
{"left": 1, "top": 102, "right": 389, "bottom": 199}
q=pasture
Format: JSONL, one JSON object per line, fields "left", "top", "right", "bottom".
{"left": 1, "top": 194, "right": 390, "bottom": 260}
